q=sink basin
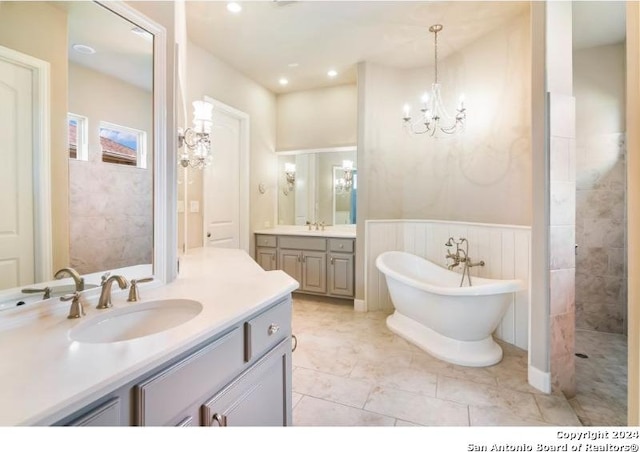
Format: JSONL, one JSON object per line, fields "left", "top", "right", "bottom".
{"left": 69, "top": 298, "right": 203, "bottom": 343}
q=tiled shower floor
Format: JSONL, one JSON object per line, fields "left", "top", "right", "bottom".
{"left": 569, "top": 328, "right": 627, "bottom": 426}
{"left": 291, "top": 295, "right": 584, "bottom": 426}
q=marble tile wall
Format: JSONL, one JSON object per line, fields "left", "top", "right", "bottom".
{"left": 548, "top": 93, "right": 576, "bottom": 398}
{"left": 575, "top": 133, "right": 627, "bottom": 334}
{"left": 68, "top": 158, "right": 153, "bottom": 274}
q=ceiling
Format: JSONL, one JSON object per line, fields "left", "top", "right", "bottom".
{"left": 186, "top": 0, "right": 629, "bottom": 95}
{"left": 55, "top": 1, "right": 153, "bottom": 92}
{"left": 186, "top": 1, "right": 530, "bottom": 94}
{"left": 56, "top": 1, "right": 628, "bottom": 97}
{"left": 572, "top": 1, "right": 626, "bottom": 51}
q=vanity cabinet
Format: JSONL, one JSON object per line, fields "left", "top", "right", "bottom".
{"left": 201, "top": 339, "right": 290, "bottom": 426}
{"left": 58, "top": 297, "right": 293, "bottom": 427}
{"left": 255, "top": 235, "right": 278, "bottom": 271}
{"left": 255, "top": 234, "right": 355, "bottom": 299}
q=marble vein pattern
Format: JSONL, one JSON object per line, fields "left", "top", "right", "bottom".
{"left": 290, "top": 295, "right": 610, "bottom": 427}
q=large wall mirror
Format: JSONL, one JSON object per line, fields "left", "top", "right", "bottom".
{"left": 277, "top": 149, "right": 357, "bottom": 226}
{"left": 0, "top": 1, "right": 166, "bottom": 308}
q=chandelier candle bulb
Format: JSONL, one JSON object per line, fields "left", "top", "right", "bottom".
{"left": 403, "top": 104, "right": 411, "bottom": 120}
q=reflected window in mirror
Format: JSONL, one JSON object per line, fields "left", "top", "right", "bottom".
{"left": 99, "top": 121, "right": 147, "bottom": 168}
{"left": 68, "top": 113, "right": 89, "bottom": 161}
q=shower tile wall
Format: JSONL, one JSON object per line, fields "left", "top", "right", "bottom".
{"left": 575, "top": 133, "right": 627, "bottom": 334}
{"left": 69, "top": 158, "right": 153, "bottom": 274}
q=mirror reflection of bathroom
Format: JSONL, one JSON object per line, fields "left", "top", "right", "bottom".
{"left": 0, "top": 1, "right": 154, "bottom": 300}
{"left": 277, "top": 150, "right": 357, "bottom": 226}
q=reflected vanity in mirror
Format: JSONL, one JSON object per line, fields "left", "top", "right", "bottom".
{"left": 0, "top": 1, "right": 167, "bottom": 310}
{"left": 277, "top": 149, "right": 357, "bottom": 226}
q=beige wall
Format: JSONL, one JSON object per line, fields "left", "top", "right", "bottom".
{"left": 356, "top": 11, "right": 531, "bottom": 301}
{"left": 276, "top": 84, "right": 357, "bottom": 151}
{"left": 0, "top": 1, "right": 69, "bottom": 273}
{"left": 181, "top": 40, "right": 277, "bottom": 254}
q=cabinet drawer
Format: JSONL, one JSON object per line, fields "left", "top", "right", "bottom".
{"left": 67, "top": 398, "right": 120, "bottom": 426}
{"left": 135, "top": 327, "right": 244, "bottom": 425}
{"left": 244, "top": 299, "right": 291, "bottom": 362}
{"left": 256, "top": 235, "right": 277, "bottom": 248}
{"left": 279, "top": 236, "right": 326, "bottom": 251}
{"left": 329, "top": 238, "right": 354, "bottom": 253}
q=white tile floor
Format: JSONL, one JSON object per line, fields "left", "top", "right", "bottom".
{"left": 291, "top": 295, "right": 595, "bottom": 427}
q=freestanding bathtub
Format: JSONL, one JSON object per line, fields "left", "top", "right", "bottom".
{"left": 375, "top": 251, "right": 525, "bottom": 367}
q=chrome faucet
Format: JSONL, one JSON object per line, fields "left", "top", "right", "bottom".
{"left": 54, "top": 267, "right": 85, "bottom": 292}
{"left": 445, "top": 237, "right": 485, "bottom": 287}
{"left": 97, "top": 275, "right": 129, "bottom": 309}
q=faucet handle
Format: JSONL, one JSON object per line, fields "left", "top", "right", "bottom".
{"left": 60, "top": 292, "right": 85, "bottom": 319}
{"left": 127, "top": 277, "right": 154, "bottom": 302}
{"left": 100, "top": 272, "right": 111, "bottom": 285}
{"left": 21, "top": 287, "right": 52, "bottom": 300}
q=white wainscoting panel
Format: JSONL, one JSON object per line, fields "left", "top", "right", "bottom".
{"left": 365, "top": 220, "right": 531, "bottom": 350}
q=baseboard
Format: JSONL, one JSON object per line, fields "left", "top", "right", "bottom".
{"left": 353, "top": 298, "right": 366, "bottom": 312}
{"left": 528, "top": 365, "right": 552, "bottom": 393}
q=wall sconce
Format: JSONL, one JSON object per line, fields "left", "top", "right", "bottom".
{"left": 342, "top": 160, "right": 354, "bottom": 190}
{"left": 283, "top": 163, "right": 296, "bottom": 196}
{"left": 178, "top": 99, "right": 214, "bottom": 170}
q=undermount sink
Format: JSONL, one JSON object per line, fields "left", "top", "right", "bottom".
{"left": 69, "top": 298, "right": 203, "bottom": 344}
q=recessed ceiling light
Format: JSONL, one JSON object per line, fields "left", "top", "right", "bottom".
{"left": 328, "top": 69, "right": 338, "bottom": 78}
{"left": 72, "top": 44, "right": 96, "bottom": 55}
{"left": 227, "top": 2, "right": 242, "bottom": 14}
{"left": 279, "top": 78, "right": 289, "bottom": 86}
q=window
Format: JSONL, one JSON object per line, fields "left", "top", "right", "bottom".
{"left": 68, "top": 113, "right": 88, "bottom": 161}
{"left": 99, "top": 121, "right": 147, "bottom": 168}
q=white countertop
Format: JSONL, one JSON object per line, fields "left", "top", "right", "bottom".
{"left": 0, "top": 248, "right": 298, "bottom": 426}
{"left": 254, "top": 225, "right": 356, "bottom": 238}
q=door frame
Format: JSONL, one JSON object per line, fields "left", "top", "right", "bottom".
{"left": 0, "top": 45, "right": 51, "bottom": 283}
{"left": 203, "top": 96, "right": 250, "bottom": 253}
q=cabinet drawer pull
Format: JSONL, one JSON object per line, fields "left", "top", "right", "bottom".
{"left": 268, "top": 323, "right": 280, "bottom": 335}
{"left": 330, "top": 257, "right": 334, "bottom": 265}
{"left": 339, "top": 244, "right": 344, "bottom": 248}
{"left": 292, "top": 334, "right": 298, "bottom": 352}
{"left": 211, "top": 413, "right": 227, "bottom": 427}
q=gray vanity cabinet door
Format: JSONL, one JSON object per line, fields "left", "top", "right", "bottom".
{"left": 301, "top": 251, "right": 327, "bottom": 294}
{"left": 279, "top": 249, "right": 302, "bottom": 284}
{"left": 201, "top": 339, "right": 292, "bottom": 427}
{"left": 256, "top": 248, "right": 277, "bottom": 271}
{"left": 328, "top": 252, "right": 354, "bottom": 297}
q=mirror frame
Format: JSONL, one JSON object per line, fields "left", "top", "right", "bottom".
{"left": 0, "top": 1, "right": 172, "bottom": 307}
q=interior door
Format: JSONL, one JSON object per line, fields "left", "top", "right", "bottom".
{"left": 203, "top": 105, "right": 241, "bottom": 248}
{"left": 0, "top": 56, "right": 34, "bottom": 289}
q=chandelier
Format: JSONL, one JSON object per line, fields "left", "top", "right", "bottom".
{"left": 402, "top": 24, "right": 466, "bottom": 137}
{"left": 178, "top": 100, "right": 214, "bottom": 170}
{"left": 335, "top": 160, "right": 355, "bottom": 193}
